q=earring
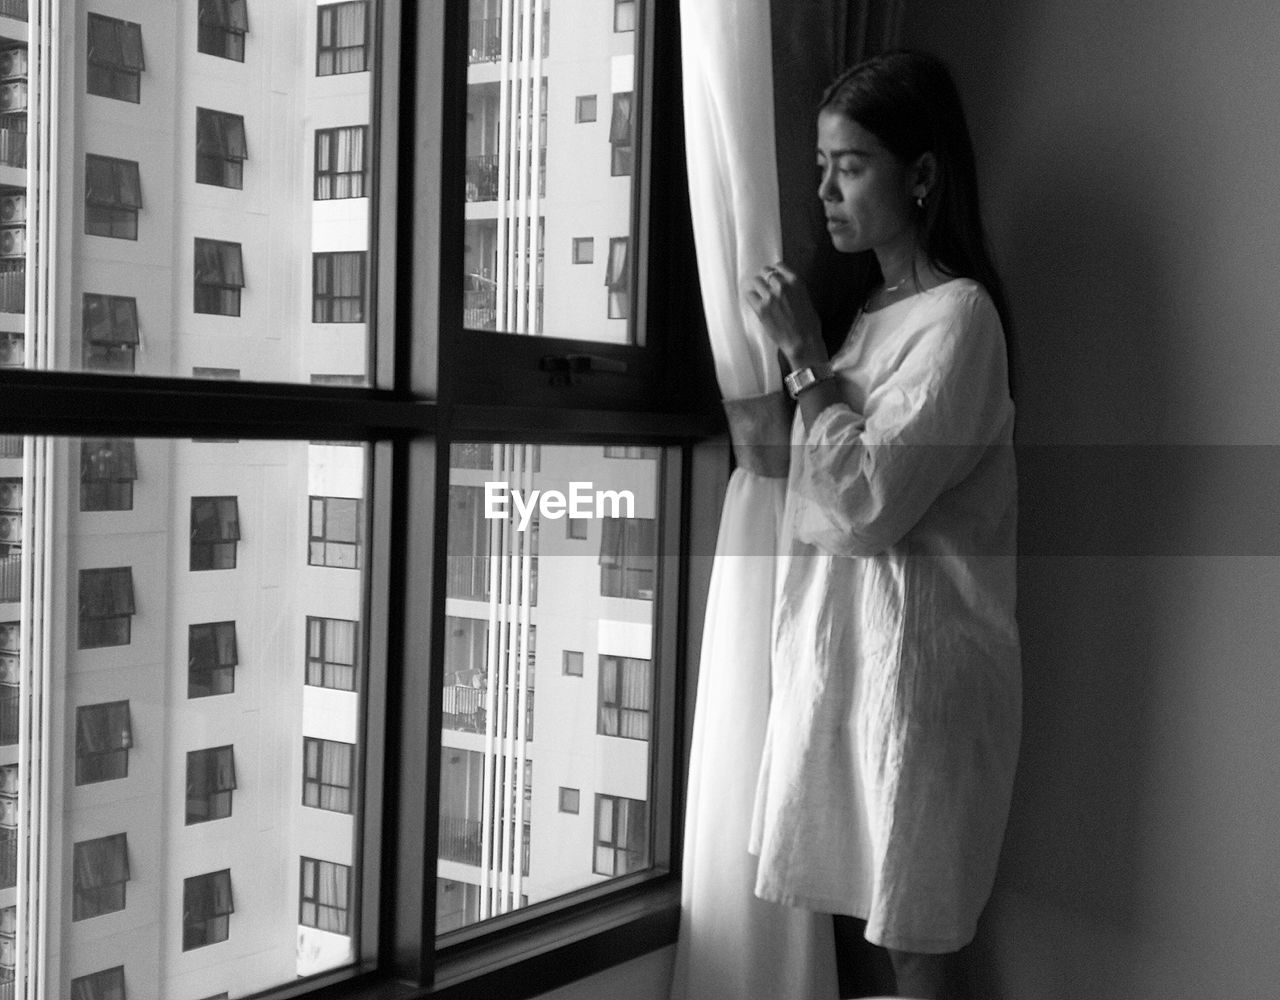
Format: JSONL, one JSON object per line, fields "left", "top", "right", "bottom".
{"left": 915, "top": 194, "right": 925, "bottom": 209}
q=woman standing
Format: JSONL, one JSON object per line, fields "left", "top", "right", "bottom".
{"left": 743, "top": 52, "right": 1020, "bottom": 1000}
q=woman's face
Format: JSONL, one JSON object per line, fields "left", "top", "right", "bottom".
{"left": 816, "top": 109, "right": 917, "bottom": 257}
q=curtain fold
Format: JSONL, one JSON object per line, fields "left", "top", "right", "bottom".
{"left": 670, "top": 1, "right": 838, "bottom": 998}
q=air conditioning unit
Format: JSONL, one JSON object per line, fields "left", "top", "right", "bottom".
{"left": 0, "top": 624, "right": 17, "bottom": 651}
{"left": 0, "top": 49, "right": 26, "bottom": 80}
{"left": 0, "top": 480, "right": 19, "bottom": 510}
{"left": 0, "top": 228, "right": 23, "bottom": 257}
{"left": 0, "top": 514, "right": 19, "bottom": 542}
{"left": 0, "top": 796, "right": 14, "bottom": 829}
{"left": 0, "top": 652, "right": 16, "bottom": 684}
{"left": 0, "top": 195, "right": 24, "bottom": 224}
{"left": 0, "top": 336, "right": 20, "bottom": 368}
{"left": 0, "top": 765, "right": 16, "bottom": 795}
{"left": 0, "top": 82, "right": 26, "bottom": 112}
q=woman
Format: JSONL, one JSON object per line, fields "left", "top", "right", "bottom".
{"left": 743, "top": 52, "right": 1020, "bottom": 1000}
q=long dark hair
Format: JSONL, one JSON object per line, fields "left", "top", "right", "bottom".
{"left": 820, "top": 50, "right": 1015, "bottom": 393}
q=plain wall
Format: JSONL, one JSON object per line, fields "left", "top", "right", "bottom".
{"left": 902, "top": 1, "right": 1280, "bottom": 998}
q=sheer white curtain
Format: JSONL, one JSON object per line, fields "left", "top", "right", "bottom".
{"left": 670, "top": 1, "right": 837, "bottom": 998}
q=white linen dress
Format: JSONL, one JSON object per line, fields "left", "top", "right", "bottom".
{"left": 748, "top": 278, "right": 1021, "bottom": 954}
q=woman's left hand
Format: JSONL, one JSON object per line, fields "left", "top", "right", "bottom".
{"left": 743, "top": 262, "right": 827, "bottom": 369}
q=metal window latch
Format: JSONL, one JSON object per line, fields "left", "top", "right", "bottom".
{"left": 539, "top": 354, "right": 628, "bottom": 386}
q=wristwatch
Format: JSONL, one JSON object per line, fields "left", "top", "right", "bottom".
{"left": 784, "top": 362, "right": 834, "bottom": 399}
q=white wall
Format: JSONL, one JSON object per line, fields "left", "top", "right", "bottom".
{"left": 903, "top": 2, "right": 1280, "bottom": 997}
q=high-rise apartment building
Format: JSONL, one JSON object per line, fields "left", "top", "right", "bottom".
{"left": 0, "top": 1, "right": 661, "bottom": 997}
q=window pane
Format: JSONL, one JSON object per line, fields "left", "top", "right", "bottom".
{"left": 461, "top": 0, "right": 641, "bottom": 344}
{"left": 437, "top": 442, "right": 661, "bottom": 936}
{"left": 7, "top": 437, "right": 368, "bottom": 994}
{"left": 18, "top": 1, "right": 375, "bottom": 382}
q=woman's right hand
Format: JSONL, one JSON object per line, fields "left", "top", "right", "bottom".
{"left": 742, "top": 262, "right": 827, "bottom": 370}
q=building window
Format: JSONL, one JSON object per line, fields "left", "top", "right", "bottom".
{"left": 306, "top": 616, "right": 359, "bottom": 691}
{"left": 183, "top": 869, "right": 234, "bottom": 950}
{"left": 72, "top": 833, "right": 130, "bottom": 920}
{"left": 572, "top": 237, "right": 594, "bottom": 264}
{"left": 78, "top": 567, "right": 135, "bottom": 648}
{"left": 186, "top": 745, "right": 236, "bottom": 824}
{"left": 603, "top": 445, "right": 660, "bottom": 459}
{"left": 558, "top": 787, "right": 580, "bottom": 814}
{"left": 82, "top": 294, "right": 139, "bottom": 373}
{"left": 575, "top": 94, "right": 597, "bottom": 122}
{"left": 193, "top": 238, "right": 245, "bottom": 316}
{"left": 87, "top": 13, "right": 145, "bottom": 103}
{"left": 303, "top": 737, "right": 355, "bottom": 813}
{"left": 563, "top": 649, "right": 584, "bottom": 676}
{"left": 610, "top": 93, "right": 633, "bottom": 176}
{"left": 312, "top": 251, "right": 367, "bottom": 323}
{"left": 308, "top": 496, "right": 362, "bottom": 569}
{"left": 599, "top": 516, "right": 655, "bottom": 600}
{"left": 605, "top": 236, "right": 629, "bottom": 319}
{"left": 196, "top": 108, "right": 248, "bottom": 188}
{"left": 198, "top": 0, "right": 249, "bottom": 62}
{"left": 299, "top": 857, "right": 352, "bottom": 934}
{"left": 190, "top": 496, "right": 240, "bottom": 570}
{"left": 317, "top": 0, "right": 369, "bottom": 76}
{"left": 598, "top": 655, "right": 653, "bottom": 740}
{"left": 84, "top": 155, "right": 141, "bottom": 240}
{"left": 80, "top": 439, "right": 137, "bottom": 512}
{"left": 593, "top": 794, "right": 648, "bottom": 876}
{"left": 188, "top": 621, "right": 237, "bottom": 697}
{"left": 75, "top": 701, "right": 132, "bottom": 785}
{"left": 614, "top": 0, "right": 637, "bottom": 32}
{"left": 70, "top": 967, "right": 125, "bottom": 1000}
{"left": 314, "top": 125, "right": 368, "bottom": 199}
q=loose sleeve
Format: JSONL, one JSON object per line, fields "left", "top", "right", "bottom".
{"left": 791, "top": 288, "right": 1011, "bottom": 557}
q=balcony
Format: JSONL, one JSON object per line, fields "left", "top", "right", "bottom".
{"left": 465, "top": 153, "right": 499, "bottom": 202}
{"left": 0, "top": 439, "right": 18, "bottom": 459}
{"left": 0, "top": 0, "right": 26, "bottom": 21}
{"left": 467, "top": 12, "right": 549, "bottom": 65}
{"left": 0, "top": 554, "right": 17, "bottom": 602}
{"left": 439, "top": 814, "right": 483, "bottom": 866}
{"left": 0, "top": 827, "right": 13, "bottom": 889}
{"left": 0, "top": 689, "right": 14, "bottom": 747}
{"left": 0, "top": 263, "right": 21, "bottom": 314}
{"left": 0, "top": 126, "right": 23, "bottom": 170}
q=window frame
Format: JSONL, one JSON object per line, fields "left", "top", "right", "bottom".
{"left": 195, "top": 107, "right": 249, "bottom": 189}
{"left": 77, "top": 567, "right": 136, "bottom": 649}
{"left": 74, "top": 701, "right": 133, "bottom": 785}
{"left": 197, "top": 0, "right": 249, "bottom": 63}
{"left": 72, "top": 832, "right": 131, "bottom": 921}
{"left": 315, "top": 125, "right": 370, "bottom": 200}
{"left": 317, "top": 0, "right": 371, "bottom": 77}
{"left": 193, "top": 238, "right": 246, "bottom": 317}
{"left": 307, "top": 615, "right": 360, "bottom": 691}
{"left": 70, "top": 966, "right": 125, "bottom": 1000}
{"left": 81, "top": 293, "right": 139, "bottom": 373}
{"left": 84, "top": 154, "right": 142, "bottom": 241}
{"left": 86, "top": 12, "right": 145, "bottom": 104}
{"left": 190, "top": 495, "right": 241, "bottom": 571}
{"left": 303, "top": 735, "right": 356, "bottom": 814}
{"left": 186, "top": 745, "right": 236, "bottom": 824}
{"left": 183, "top": 868, "right": 234, "bottom": 950}
{"left": 0, "top": 0, "right": 727, "bottom": 996}
{"left": 300, "top": 856, "right": 354, "bottom": 935}
{"left": 188, "top": 620, "right": 238, "bottom": 698}
{"left": 313, "top": 251, "right": 369, "bottom": 323}
{"left": 80, "top": 438, "right": 137, "bottom": 511}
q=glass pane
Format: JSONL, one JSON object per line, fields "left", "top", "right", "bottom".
{"left": 437, "top": 442, "right": 661, "bottom": 936}
{"left": 461, "top": 0, "right": 641, "bottom": 344}
{"left": 5, "top": 2, "right": 376, "bottom": 382}
{"left": 0, "top": 436, "right": 368, "bottom": 995}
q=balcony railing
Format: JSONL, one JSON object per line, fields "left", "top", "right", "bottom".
{"left": 0, "top": 127, "right": 24, "bottom": 170}
{"left": 0, "top": 690, "right": 15, "bottom": 747}
{"left": 465, "top": 153, "right": 499, "bottom": 202}
{"left": 467, "top": 11, "right": 549, "bottom": 64}
{"left": 0, "top": 828, "right": 14, "bottom": 889}
{"left": 0, "top": 554, "right": 18, "bottom": 602}
{"left": 439, "top": 815, "right": 483, "bottom": 866}
{"left": 0, "top": 0, "right": 27, "bottom": 21}
{"left": 0, "top": 263, "right": 22, "bottom": 314}
{"left": 0, "top": 438, "right": 18, "bottom": 459}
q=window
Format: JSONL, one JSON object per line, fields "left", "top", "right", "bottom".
{"left": 614, "top": 0, "right": 637, "bottom": 32}
{"left": 610, "top": 92, "right": 634, "bottom": 176}
{"left": 188, "top": 621, "right": 237, "bottom": 697}
{"left": 599, "top": 516, "right": 655, "bottom": 599}
{"left": 196, "top": 108, "right": 248, "bottom": 188}
{"left": 70, "top": 967, "right": 125, "bottom": 1000}
{"left": 558, "top": 787, "right": 580, "bottom": 814}
{"left": 603, "top": 444, "right": 660, "bottom": 459}
{"left": 599, "top": 655, "right": 653, "bottom": 740}
{"left": 198, "top": 0, "right": 249, "bottom": 62}
{"left": 87, "top": 13, "right": 145, "bottom": 103}
{"left": 80, "top": 439, "right": 137, "bottom": 512}
{"left": 190, "top": 496, "right": 240, "bottom": 570}
{"left": 306, "top": 616, "right": 359, "bottom": 691}
{"left": 313, "top": 252, "right": 367, "bottom": 323}
{"left": 317, "top": 0, "right": 369, "bottom": 76}
{"left": 72, "top": 833, "right": 130, "bottom": 920}
{"left": 572, "top": 237, "right": 594, "bottom": 264}
{"left": 193, "top": 238, "right": 245, "bottom": 316}
{"left": 593, "top": 794, "right": 648, "bottom": 876}
{"left": 563, "top": 649, "right": 584, "bottom": 676}
{"left": 186, "top": 746, "right": 236, "bottom": 823}
{"left": 82, "top": 294, "right": 139, "bottom": 372}
{"left": 78, "top": 567, "right": 135, "bottom": 648}
{"left": 84, "top": 155, "right": 141, "bottom": 240}
{"left": 575, "top": 94, "right": 597, "bottom": 122}
{"left": 75, "top": 701, "right": 132, "bottom": 785}
{"left": 309, "top": 496, "right": 362, "bottom": 569}
{"left": 300, "top": 857, "right": 352, "bottom": 934}
{"left": 315, "top": 125, "right": 368, "bottom": 199}
{"left": 183, "top": 869, "right": 234, "bottom": 950}
{"left": 193, "top": 367, "right": 241, "bottom": 380}
{"left": 303, "top": 737, "right": 354, "bottom": 813}
{"left": 606, "top": 236, "right": 629, "bottom": 319}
